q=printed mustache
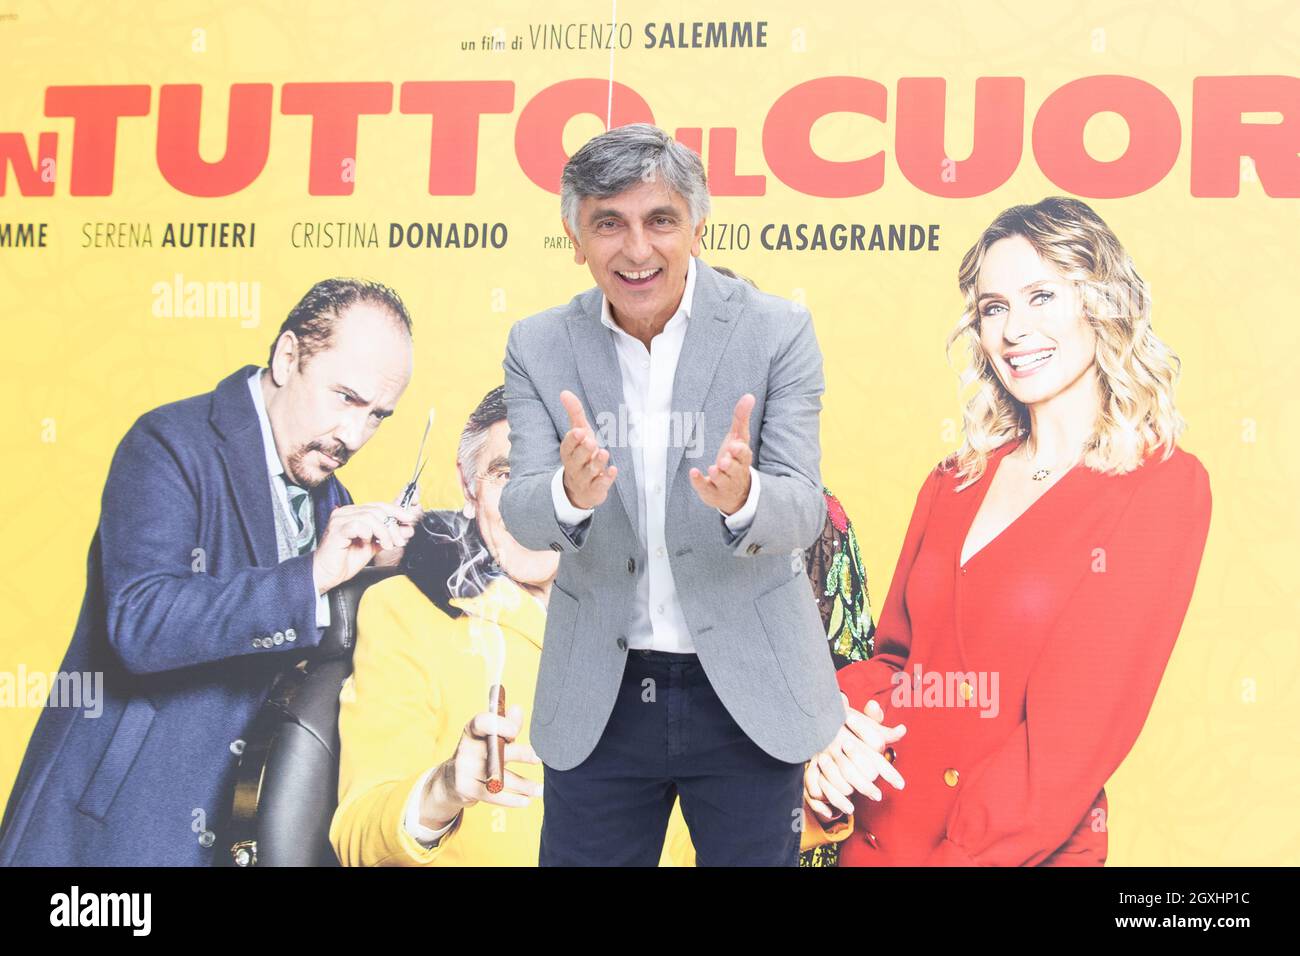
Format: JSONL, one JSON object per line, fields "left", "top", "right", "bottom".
{"left": 308, "top": 440, "right": 351, "bottom": 465}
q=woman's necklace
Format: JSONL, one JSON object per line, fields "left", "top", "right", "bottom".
{"left": 1019, "top": 439, "right": 1077, "bottom": 481}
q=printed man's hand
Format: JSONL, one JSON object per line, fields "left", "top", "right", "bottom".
{"left": 419, "top": 703, "right": 543, "bottom": 830}
{"left": 312, "top": 502, "right": 418, "bottom": 595}
{"left": 371, "top": 486, "right": 423, "bottom": 569}
{"left": 558, "top": 389, "right": 617, "bottom": 510}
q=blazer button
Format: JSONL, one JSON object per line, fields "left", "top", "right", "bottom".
{"left": 627, "top": 557, "right": 636, "bottom": 574}
{"left": 943, "top": 768, "right": 960, "bottom": 788}
{"left": 198, "top": 829, "right": 216, "bottom": 848}
{"left": 230, "top": 739, "right": 246, "bottom": 756}
{"left": 884, "top": 746, "right": 897, "bottom": 764}
{"left": 549, "top": 542, "right": 563, "bottom": 552}
{"left": 285, "top": 628, "right": 297, "bottom": 642}
{"left": 616, "top": 637, "right": 627, "bottom": 651}
{"left": 252, "top": 637, "right": 264, "bottom": 648}
{"left": 272, "top": 631, "right": 285, "bottom": 645}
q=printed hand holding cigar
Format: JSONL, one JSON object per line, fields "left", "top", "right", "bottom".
{"left": 418, "top": 691, "right": 543, "bottom": 832}
{"left": 558, "top": 388, "right": 756, "bottom": 514}
{"left": 804, "top": 695, "right": 907, "bottom": 823}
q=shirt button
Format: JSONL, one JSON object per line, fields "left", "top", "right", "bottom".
{"left": 944, "top": 768, "right": 960, "bottom": 788}
{"left": 654, "top": 484, "right": 662, "bottom": 495}
{"left": 657, "top": 604, "right": 665, "bottom": 615}
{"left": 616, "top": 637, "right": 627, "bottom": 651}
{"left": 960, "top": 567, "right": 967, "bottom": 575}
{"left": 641, "top": 359, "right": 649, "bottom": 368}
{"left": 656, "top": 546, "right": 665, "bottom": 557}
{"left": 230, "top": 739, "right": 246, "bottom": 756}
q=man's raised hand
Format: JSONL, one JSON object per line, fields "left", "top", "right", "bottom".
{"left": 559, "top": 389, "right": 617, "bottom": 510}
{"left": 689, "top": 393, "right": 755, "bottom": 515}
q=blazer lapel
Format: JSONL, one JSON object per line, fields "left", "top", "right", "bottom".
{"left": 211, "top": 365, "right": 278, "bottom": 568}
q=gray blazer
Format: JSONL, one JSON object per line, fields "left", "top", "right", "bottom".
{"left": 500, "top": 257, "right": 842, "bottom": 771}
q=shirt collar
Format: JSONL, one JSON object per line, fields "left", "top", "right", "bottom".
{"left": 246, "top": 368, "right": 286, "bottom": 481}
{"left": 599, "top": 254, "right": 697, "bottom": 337}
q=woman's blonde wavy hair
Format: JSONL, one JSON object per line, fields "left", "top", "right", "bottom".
{"left": 944, "top": 196, "right": 1186, "bottom": 490}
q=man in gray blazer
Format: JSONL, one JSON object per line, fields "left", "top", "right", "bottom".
{"left": 499, "top": 123, "right": 842, "bottom": 865}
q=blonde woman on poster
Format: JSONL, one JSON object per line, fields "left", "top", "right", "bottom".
{"left": 803, "top": 197, "right": 1212, "bottom": 866}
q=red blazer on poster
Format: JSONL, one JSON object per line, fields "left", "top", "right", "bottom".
{"left": 831, "top": 437, "right": 1211, "bottom": 866}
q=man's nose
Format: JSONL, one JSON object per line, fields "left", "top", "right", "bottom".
{"left": 334, "top": 412, "right": 367, "bottom": 453}
{"left": 624, "top": 223, "right": 653, "bottom": 263}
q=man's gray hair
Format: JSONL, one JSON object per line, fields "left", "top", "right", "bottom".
{"left": 560, "top": 123, "right": 710, "bottom": 236}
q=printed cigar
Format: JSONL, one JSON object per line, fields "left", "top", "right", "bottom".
{"left": 486, "top": 683, "right": 506, "bottom": 793}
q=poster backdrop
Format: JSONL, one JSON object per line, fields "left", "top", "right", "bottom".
{"left": 2, "top": 0, "right": 1297, "bottom": 865}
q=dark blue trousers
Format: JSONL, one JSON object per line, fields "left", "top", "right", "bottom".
{"left": 539, "top": 649, "right": 806, "bottom": 866}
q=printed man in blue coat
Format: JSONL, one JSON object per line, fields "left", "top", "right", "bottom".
{"left": 0, "top": 278, "right": 420, "bottom": 866}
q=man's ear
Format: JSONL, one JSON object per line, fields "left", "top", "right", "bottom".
{"left": 562, "top": 218, "right": 586, "bottom": 265}
{"left": 269, "top": 331, "right": 297, "bottom": 387}
{"left": 690, "top": 217, "right": 707, "bottom": 257}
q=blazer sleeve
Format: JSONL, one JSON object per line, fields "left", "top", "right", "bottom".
{"left": 98, "top": 413, "right": 326, "bottom": 675}
{"left": 721, "top": 303, "right": 828, "bottom": 557}
{"left": 837, "top": 465, "right": 945, "bottom": 713}
{"left": 925, "top": 452, "right": 1212, "bottom": 866}
{"left": 330, "top": 583, "right": 463, "bottom": 867}
{"left": 498, "top": 318, "right": 592, "bottom": 554}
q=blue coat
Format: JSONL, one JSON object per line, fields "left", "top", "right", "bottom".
{"left": 0, "top": 365, "right": 351, "bottom": 866}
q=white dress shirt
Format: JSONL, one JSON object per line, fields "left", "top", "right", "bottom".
{"left": 550, "top": 254, "right": 760, "bottom": 654}
{"left": 247, "top": 369, "right": 330, "bottom": 629}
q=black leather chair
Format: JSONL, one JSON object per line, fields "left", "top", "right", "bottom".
{"left": 218, "top": 566, "right": 399, "bottom": 867}
{"left": 218, "top": 511, "right": 468, "bottom": 867}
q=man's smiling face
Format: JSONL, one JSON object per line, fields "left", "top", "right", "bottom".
{"left": 564, "top": 176, "right": 705, "bottom": 332}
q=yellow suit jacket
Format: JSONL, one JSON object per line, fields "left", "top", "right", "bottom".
{"left": 330, "top": 573, "right": 850, "bottom": 865}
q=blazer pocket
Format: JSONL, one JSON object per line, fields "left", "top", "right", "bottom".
{"left": 533, "top": 582, "right": 580, "bottom": 726}
{"left": 76, "top": 696, "right": 157, "bottom": 822}
{"left": 756, "top": 572, "right": 829, "bottom": 717}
